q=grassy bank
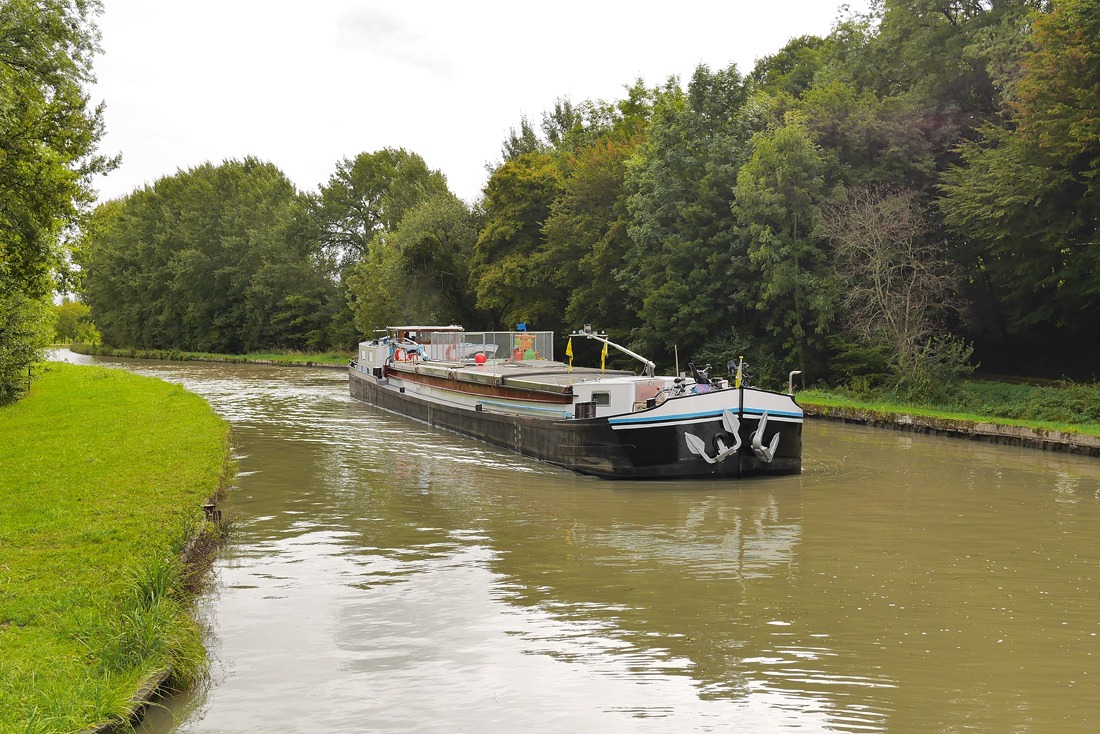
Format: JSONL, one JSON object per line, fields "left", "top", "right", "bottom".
{"left": 66, "top": 342, "right": 352, "bottom": 367}
{"left": 799, "top": 379, "right": 1100, "bottom": 438}
{"left": 0, "top": 363, "right": 231, "bottom": 733}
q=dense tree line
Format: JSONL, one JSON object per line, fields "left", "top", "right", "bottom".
{"left": 74, "top": 0, "right": 1100, "bottom": 392}
{"left": 79, "top": 158, "right": 349, "bottom": 353}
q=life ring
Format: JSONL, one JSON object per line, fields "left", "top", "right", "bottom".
{"left": 394, "top": 348, "right": 406, "bottom": 362}
{"left": 445, "top": 344, "right": 457, "bottom": 360}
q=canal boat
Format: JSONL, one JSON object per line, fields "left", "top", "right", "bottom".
{"left": 348, "top": 326, "right": 803, "bottom": 479}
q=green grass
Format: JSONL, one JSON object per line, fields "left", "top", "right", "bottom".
{"left": 67, "top": 343, "right": 353, "bottom": 366}
{"left": 0, "top": 363, "right": 230, "bottom": 733}
{"left": 799, "top": 379, "right": 1100, "bottom": 437}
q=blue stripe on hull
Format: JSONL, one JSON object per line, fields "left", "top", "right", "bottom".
{"left": 610, "top": 407, "right": 803, "bottom": 428}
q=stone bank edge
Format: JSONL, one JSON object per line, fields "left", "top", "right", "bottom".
{"left": 802, "top": 402, "right": 1100, "bottom": 456}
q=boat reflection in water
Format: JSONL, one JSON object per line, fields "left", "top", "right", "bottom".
{"left": 315, "top": 454, "right": 890, "bottom": 732}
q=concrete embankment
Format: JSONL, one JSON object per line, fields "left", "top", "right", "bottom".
{"left": 801, "top": 402, "right": 1100, "bottom": 457}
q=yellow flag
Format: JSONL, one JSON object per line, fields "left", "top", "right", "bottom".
{"left": 601, "top": 340, "right": 608, "bottom": 372}
{"left": 565, "top": 338, "right": 573, "bottom": 371}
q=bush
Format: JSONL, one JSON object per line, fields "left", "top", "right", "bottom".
{"left": 895, "top": 334, "right": 976, "bottom": 402}
{"left": 949, "top": 380, "right": 1100, "bottom": 425}
{"left": 0, "top": 293, "right": 55, "bottom": 405}
{"left": 823, "top": 335, "right": 894, "bottom": 393}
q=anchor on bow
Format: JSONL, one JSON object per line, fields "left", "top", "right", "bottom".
{"left": 685, "top": 409, "right": 742, "bottom": 464}
{"left": 751, "top": 411, "right": 781, "bottom": 463}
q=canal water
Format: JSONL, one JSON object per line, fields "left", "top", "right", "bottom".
{"left": 54, "top": 352, "right": 1100, "bottom": 732}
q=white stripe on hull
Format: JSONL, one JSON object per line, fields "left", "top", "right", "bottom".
{"left": 609, "top": 388, "right": 802, "bottom": 431}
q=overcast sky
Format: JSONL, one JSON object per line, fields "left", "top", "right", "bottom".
{"left": 90, "top": 0, "right": 870, "bottom": 205}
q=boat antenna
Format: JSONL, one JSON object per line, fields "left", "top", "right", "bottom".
{"left": 570, "top": 327, "right": 656, "bottom": 377}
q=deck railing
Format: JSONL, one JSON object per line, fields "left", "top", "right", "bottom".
{"left": 427, "top": 330, "right": 554, "bottom": 362}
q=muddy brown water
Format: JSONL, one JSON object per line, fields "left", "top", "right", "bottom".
{"left": 53, "top": 352, "right": 1100, "bottom": 732}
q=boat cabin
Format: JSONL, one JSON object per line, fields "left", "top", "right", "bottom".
{"left": 572, "top": 376, "right": 667, "bottom": 417}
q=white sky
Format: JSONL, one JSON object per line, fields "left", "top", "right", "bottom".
{"left": 90, "top": 0, "right": 869, "bottom": 205}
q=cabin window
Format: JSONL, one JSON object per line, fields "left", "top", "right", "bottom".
{"left": 592, "top": 392, "right": 611, "bottom": 406}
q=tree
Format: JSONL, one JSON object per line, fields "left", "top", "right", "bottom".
{"left": 242, "top": 198, "right": 347, "bottom": 351}
{"left": 469, "top": 151, "right": 565, "bottom": 329}
{"left": 501, "top": 117, "right": 544, "bottom": 161}
{"left": 0, "top": 294, "right": 54, "bottom": 404}
{"left": 795, "top": 81, "right": 939, "bottom": 190}
{"left": 734, "top": 120, "right": 837, "bottom": 371}
{"left": 312, "top": 148, "right": 448, "bottom": 269}
{"left": 868, "top": 0, "right": 1043, "bottom": 118}
{"left": 751, "top": 35, "right": 828, "bottom": 99}
{"left": 538, "top": 85, "right": 655, "bottom": 339}
{"left": 346, "top": 193, "right": 481, "bottom": 334}
{"left": 622, "top": 65, "right": 754, "bottom": 359}
{"left": 343, "top": 240, "right": 405, "bottom": 337}
{"left": 54, "top": 298, "right": 99, "bottom": 343}
{"left": 0, "top": 0, "right": 114, "bottom": 403}
{"left": 938, "top": 0, "right": 1098, "bottom": 366}
{"left": 0, "top": 0, "right": 114, "bottom": 300}
{"left": 391, "top": 194, "right": 481, "bottom": 326}
{"left": 543, "top": 136, "right": 640, "bottom": 335}
{"left": 80, "top": 158, "right": 343, "bottom": 353}
{"left": 821, "top": 186, "right": 965, "bottom": 385}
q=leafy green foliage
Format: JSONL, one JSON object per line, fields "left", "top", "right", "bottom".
{"left": 0, "top": 0, "right": 115, "bottom": 300}
{"left": 947, "top": 379, "right": 1100, "bottom": 425}
{"left": 53, "top": 297, "right": 100, "bottom": 344}
{"left": 346, "top": 193, "right": 481, "bottom": 334}
{"left": 543, "top": 136, "right": 640, "bottom": 337}
{"left": 67, "top": 343, "right": 353, "bottom": 365}
{"left": 0, "top": 0, "right": 114, "bottom": 402}
{"left": 392, "top": 194, "right": 481, "bottom": 325}
{"left": 751, "top": 35, "right": 828, "bottom": 98}
{"left": 344, "top": 237, "right": 405, "bottom": 335}
{"left": 734, "top": 120, "right": 836, "bottom": 370}
{"left": 689, "top": 326, "right": 788, "bottom": 391}
{"left": 470, "top": 151, "right": 566, "bottom": 329}
{"left": 622, "top": 65, "right": 754, "bottom": 359}
{"left": 312, "top": 148, "right": 449, "bottom": 268}
{"left": 821, "top": 334, "right": 896, "bottom": 390}
{"left": 896, "top": 333, "right": 976, "bottom": 401}
{"left": 0, "top": 293, "right": 54, "bottom": 405}
{"left": 810, "top": 373, "right": 1100, "bottom": 429}
{"left": 940, "top": 0, "right": 1100, "bottom": 356}
{"left": 80, "top": 158, "right": 346, "bottom": 352}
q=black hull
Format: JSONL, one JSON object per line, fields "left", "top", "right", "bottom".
{"left": 349, "top": 368, "right": 801, "bottom": 480}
